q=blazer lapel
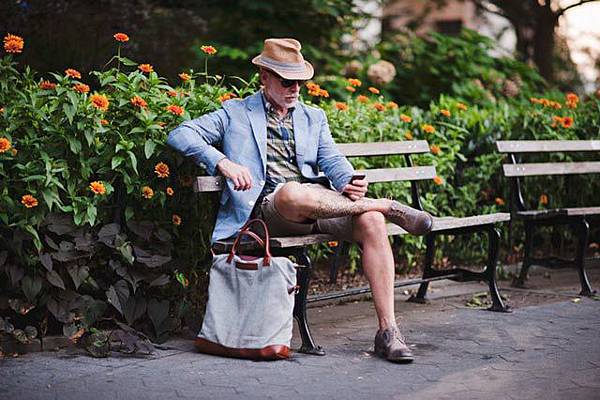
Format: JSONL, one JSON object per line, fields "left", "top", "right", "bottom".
{"left": 247, "top": 93, "right": 267, "bottom": 172}
{"left": 292, "top": 105, "right": 308, "bottom": 168}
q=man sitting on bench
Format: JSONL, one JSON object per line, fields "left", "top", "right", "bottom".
{"left": 167, "top": 38, "right": 433, "bottom": 363}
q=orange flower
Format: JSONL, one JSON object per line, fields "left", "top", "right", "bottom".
{"left": 495, "top": 197, "right": 505, "bottom": 206}
{"left": 138, "top": 64, "right": 154, "bottom": 73}
{"left": 550, "top": 101, "right": 562, "bottom": 109}
{"left": 373, "top": 102, "right": 385, "bottom": 112}
{"left": 172, "top": 214, "right": 182, "bottom": 225}
{"left": 200, "top": 45, "right": 217, "bottom": 55}
{"left": 0, "top": 137, "right": 11, "bottom": 153}
{"left": 430, "top": 144, "right": 441, "bottom": 155}
{"left": 100, "top": 119, "right": 109, "bottom": 125}
{"left": 3, "top": 33, "right": 24, "bottom": 54}
{"left": 10, "top": 148, "right": 17, "bottom": 156}
{"left": 130, "top": 95, "right": 148, "bottom": 109}
{"left": 328, "top": 241, "right": 339, "bottom": 247}
{"left": 433, "top": 176, "right": 444, "bottom": 185}
{"left": 400, "top": 114, "right": 412, "bottom": 123}
{"left": 89, "top": 181, "right": 106, "bottom": 195}
{"left": 219, "top": 92, "right": 236, "bottom": 102}
{"left": 551, "top": 115, "right": 563, "bottom": 128}
{"left": 157, "top": 121, "right": 167, "bottom": 128}
{"left": 39, "top": 80, "right": 56, "bottom": 90}
{"left": 307, "top": 83, "right": 329, "bottom": 97}
{"left": 335, "top": 102, "right": 348, "bottom": 111}
{"left": 65, "top": 68, "right": 82, "bottom": 79}
{"left": 561, "top": 116, "right": 573, "bottom": 128}
{"left": 167, "top": 90, "right": 178, "bottom": 97}
{"left": 404, "top": 131, "right": 413, "bottom": 140}
{"left": 440, "top": 109, "right": 451, "bottom": 117}
{"left": 113, "top": 33, "right": 129, "bottom": 42}
{"left": 539, "top": 194, "right": 548, "bottom": 205}
{"left": 345, "top": 86, "right": 356, "bottom": 93}
{"left": 90, "top": 93, "right": 109, "bottom": 111}
{"left": 357, "top": 95, "right": 368, "bottom": 103}
{"left": 368, "top": 87, "right": 380, "bottom": 94}
{"left": 166, "top": 105, "right": 184, "bottom": 116}
{"left": 21, "top": 194, "right": 38, "bottom": 208}
{"left": 154, "top": 162, "right": 170, "bottom": 178}
{"left": 565, "top": 92, "right": 579, "bottom": 107}
{"left": 387, "top": 101, "right": 398, "bottom": 109}
{"left": 530, "top": 97, "right": 541, "bottom": 104}
{"left": 347, "top": 78, "right": 362, "bottom": 87}
{"left": 457, "top": 103, "right": 468, "bottom": 111}
{"left": 73, "top": 83, "right": 90, "bottom": 94}
{"left": 142, "top": 186, "right": 154, "bottom": 199}
{"left": 166, "top": 187, "right": 174, "bottom": 196}
{"left": 179, "top": 72, "right": 191, "bottom": 81}
{"left": 422, "top": 124, "right": 435, "bottom": 134}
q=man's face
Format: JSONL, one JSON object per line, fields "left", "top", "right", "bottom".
{"left": 261, "top": 69, "right": 303, "bottom": 111}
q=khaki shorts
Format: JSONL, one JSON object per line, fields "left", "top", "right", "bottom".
{"left": 257, "top": 183, "right": 355, "bottom": 242}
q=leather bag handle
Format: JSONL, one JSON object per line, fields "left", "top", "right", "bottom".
{"left": 227, "top": 219, "right": 271, "bottom": 266}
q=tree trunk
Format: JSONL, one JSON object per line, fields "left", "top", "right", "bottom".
{"left": 533, "top": 7, "right": 558, "bottom": 82}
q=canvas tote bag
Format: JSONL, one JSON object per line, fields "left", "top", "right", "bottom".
{"left": 195, "top": 219, "right": 298, "bottom": 360}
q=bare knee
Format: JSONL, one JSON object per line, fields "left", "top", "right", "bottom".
{"left": 274, "top": 182, "right": 315, "bottom": 221}
{"left": 353, "top": 211, "right": 387, "bottom": 244}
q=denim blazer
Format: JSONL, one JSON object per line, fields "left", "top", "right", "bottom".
{"left": 166, "top": 91, "right": 354, "bottom": 242}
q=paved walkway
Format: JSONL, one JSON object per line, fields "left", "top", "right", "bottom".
{"left": 1, "top": 267, "right": 599, "bottom": 400}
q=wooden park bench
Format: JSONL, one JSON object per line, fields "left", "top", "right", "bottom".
{"left": 195, "top": 140, "right": 511, "bottom": 356}
{"left": 497, "top": 140, "right": 600, "bottom": 296}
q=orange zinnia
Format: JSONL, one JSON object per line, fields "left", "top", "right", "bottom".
{"left": 3, "top": 33, "right": 24, "bottom": 54}
{"left": 138, "top": 64, "right": 154, "bottom": 73}
{"left": 373, "top": 102, "right": 385, "bottom": 112}
{"left": 357, "top": 95, "right": 368, "bottom": 103}
{"left": 200, "top": 45, "right": 217, "bottom": 55}
{"left": 166, "top": 105, "right": 184, "bottom": 116}
{"left": 422, "top": 124, "right": 435, "bottom": 134}
{"left": 566, "top": 92, "right": 578, "bottom": 104}
{"left": 130, "top": 95, "right": 148, "bottom": 109}
{"left": 21, "top": 194, "right": 38, "bottom": 208}
{"left": 433, "top": 176, "right": 444, "bottom": 185}
{"left": 73, "top": 83, "right": 90, "bottom": 94}
{"left": 100, "top": 119, "right": 109, "bottom": 125}
{"left": 404, "top": 131, "right": 413, "bottom": 140}
{"left": 335, "top": 102, "right": 348, "bottom": 111}
{"left": 89, "top": 181, "right": 106, "bottom": 195}
{"left": 345, "top": 86, "right": 356, "bottom": 93}
{"left": 113, "top": 33, "right": 129, "bottom": 42}
{"left": 347, "top": 78, "right": 361, "bottom": 87}
{"left": 219, "top": 92, "right": 236, "bottom": 102}
{"left": 440, "top": 109, "right": 451, "bottom": 117}
{"left": 167, "top": 90, "right": 178, "bottom": 97}
{"left": 430, "top": 144, "right": 441, "bottom": 155}
{"left": 172, "top": 214, "right": 182, "bottom": 225}
{"left": 0, "top": 137, "right": 11, "bottom": 153}
{"left": 179, "top": 72, "right": 191, "bottom": 81}
{"left": 90, "top": 93, "right": 109, "bottom": 111}
{"left": 368, "top": 87, "right": 380, "bottom": 94}
{"left": 387, "top": 101, "right": 398, "bottom": 109}
{"left": 39, "top": 80, "right": 56, "bottom": 90}
{"left": 530, "top": 97, "right": 541, "bottom": 104}
{"left": 65, "top": 68, "right": 82, "bottom": 79}
{"left": 561, "top": 116, "right": 574, "bottom": 128}
{"left": 539, "top": 194, "right": 549, "bottom": 205}
{"left": 166, "top": 187, "right": 174, "bottom": 196}
{"left": 551, "top": 115, "right": 563, "bottom": 128}
{"left": 154, "top": 162, "right": 170, "bottom": 178}
{"left": 495, "top": 197, "right": 505, "bottom": 206}
{"left": 142, "top": 186, "right": 154, "bottom": 199}
{"left": 457, "top": 103, "right": 468, "bottom": 111}
{"left": 400, "top": 114, "right": 412, "bottom": 123}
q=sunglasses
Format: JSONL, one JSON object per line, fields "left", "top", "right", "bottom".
{"left": 268, "top": 70, "right": 305, "bottom": 88}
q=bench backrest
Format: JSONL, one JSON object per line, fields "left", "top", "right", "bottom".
{"left": 496, "top": 140, "right": 600, "bottom": 211}
{"left": 194, "top": 140, "right": 435, "bottom": 210}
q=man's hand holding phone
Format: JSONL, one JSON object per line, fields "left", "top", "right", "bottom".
{"left": 343, "top": 173, "right": 368, "bottom": 201}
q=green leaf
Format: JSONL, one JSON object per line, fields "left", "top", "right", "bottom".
{"left": 63, "top": 103, "right": 76, "bottom": 124}
{"left": 124, "top": 206, "right": 134, "bottom": 221}
{"left": 68, "top": 137, "right": 82, "bottom": 154}
{"left": 127, "top": 151, "right": 138, "bottom": 174}
{"left": 46, "top": 270, "right": 66, "bottom": 290}
{"left": 86, "top": 204, "right": 97, "bottom": 226}
{"left": 23, "top": 225, "right": 42, "bottom": 251}
{"left": 111, "top": 155, "right": 124, "bottom": 169}
{"left": 144, "top": 140, "right": 156, "bottom": 159}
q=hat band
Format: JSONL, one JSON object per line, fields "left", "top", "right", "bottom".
{"left": 257, "top": 56, "right": 307, "bottom": 73}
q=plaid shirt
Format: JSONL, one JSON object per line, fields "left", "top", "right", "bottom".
{"left": 260, "top": 93, "right": 304, "bottom": 197}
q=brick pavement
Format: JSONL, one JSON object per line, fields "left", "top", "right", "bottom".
{"left": 1, "top": 267, "right": 599, "bottom": 400}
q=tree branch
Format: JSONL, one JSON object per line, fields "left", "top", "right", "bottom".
{"left": 556, "top": 0, "right": 600, "bottom": 17}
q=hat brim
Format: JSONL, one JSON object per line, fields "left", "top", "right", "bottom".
{"left": 252, "top": 55, "right": 314, "bottom": 80}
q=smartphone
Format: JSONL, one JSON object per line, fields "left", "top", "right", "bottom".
{"left": 350, "top": 173, "right": 366, "bottom": 184}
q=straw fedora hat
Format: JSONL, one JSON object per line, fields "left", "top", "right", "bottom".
{"left": 252, "top": 38, "right": 314, "bottom": 80}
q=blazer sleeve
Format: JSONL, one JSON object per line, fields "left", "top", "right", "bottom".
{"left": 166, "top": 108, "right": 230, "bottom": 176}
{"left": 315, "top": 109, "right": 354, "bottom": 192}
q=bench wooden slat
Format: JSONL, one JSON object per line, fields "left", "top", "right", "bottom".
{"left": 497, "top": 140, "right": 600, "bottom": 153}
{"left": 516, "top": 207, "right": 600, "bottom": 220}
{"left": 502, "top": 162, "right": 600, "bottom": 177}
{"left": 360, "top": 166, "right": 436, "bottom": 182}
{"left": 338, "top": 140, "right": 430, "bottom": 157}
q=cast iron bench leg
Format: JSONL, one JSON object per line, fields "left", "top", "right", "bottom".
{"left": 408, "top": 233, "right": 436, "bottom": 304}
{"left": 294, "top": 250, "right": 326, "bottom": 356}
{"left": 514, "top": 221, "right": 534, "bottom": 288}
{"left": 575, "top": 218, "right": 596, "bottom": 296}
{"left": 486, "top": 226, "right": 510, "bottom": 312}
